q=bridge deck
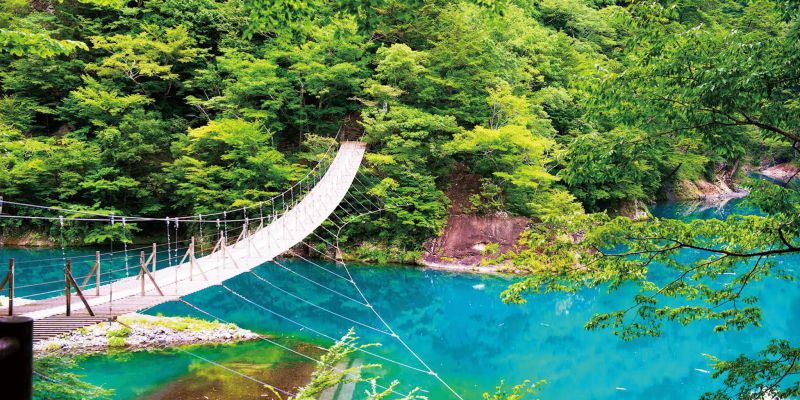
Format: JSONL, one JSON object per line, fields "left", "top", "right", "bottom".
{"left": 1, "top": 142, "right": 366, "bottom": 341}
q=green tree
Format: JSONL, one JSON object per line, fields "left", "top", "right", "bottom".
{"left": 167, "top": 118, "right": 306, "bottom": 214}
{"left": 559, "top": 128, "right": 668, "bottom": 211}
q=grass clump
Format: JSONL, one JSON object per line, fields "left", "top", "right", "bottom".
{"left": 119, "top": 313, "right": 235, "bottom": 332}
{"left": 107, "top": 326, "right": 131, "bottom": 338}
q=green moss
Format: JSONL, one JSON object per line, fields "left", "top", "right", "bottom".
{"left": 107, "top": 337, "right": 126, "bottom": 348}
{"left": 119, "top": 314, "right": 235, "bottom": 333}
{"left": 107, "top": 326, "right": 131, "bottom": 338}
{"left": 44, "top": 342, "right": 62, "bottom": 352}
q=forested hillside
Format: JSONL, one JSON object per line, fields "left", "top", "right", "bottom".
{"left": 0, "top": 0, "right": 796, "bottom": 250}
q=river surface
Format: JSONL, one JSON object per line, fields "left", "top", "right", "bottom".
{"left": 3, "top": 197, "right": 799, "bottom": 399}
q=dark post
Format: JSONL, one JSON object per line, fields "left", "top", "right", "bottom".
{"left": 65, "top": 260, "right": 71, "bottom": 316}
{"left": 0, "top": 316, "right": 33, "bottom": 400}
{"left": 8, "top": 258, "right": 14, "bottom": 316}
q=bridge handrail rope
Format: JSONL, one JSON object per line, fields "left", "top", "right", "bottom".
{"left": 16, "top": 247, "right": 195, "bottom": 298}
{"left": 10, "top": 241, "right": 213, "bottom": 298}
{"left": 6, "top": 217, "right": 257, "bottom": 288}
{"left": 0, "top": 127, "right": 344, "bottom": 225}
{"left": 177, "top": 298, "right": 413, "bottom": 398}
{"left": 10, "top": 241, "right": 192, "bottom": 270}
{"left": 219, "top": 283, "right": 431, "bottom": 375}
{"left": 247, "top": 270, "right": 391, "bottom": 336}
{"left": 269, "top": 259, "right": 368, "bottom": 307}
{"left": 10, "top": 140, "right": 365, "bottom": 300}
{"left": 305, "top": 198, "right": 465, "bottom": 400}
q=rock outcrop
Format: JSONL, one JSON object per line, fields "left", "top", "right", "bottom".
{"left": 759, "top": 162, "right": 799, "bottom": 183}
{"left": 662, "top": 163, "right": 748, "bottom": 202}
{"left": 421, "top": 214, "right": 529, "bottom": 270}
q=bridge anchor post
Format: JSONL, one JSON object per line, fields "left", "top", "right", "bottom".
{"left": 0, "top": 259, "right": 14, "bottom": 316}
{"left": 0, "top": 315, "right": 33, "bottom": 400}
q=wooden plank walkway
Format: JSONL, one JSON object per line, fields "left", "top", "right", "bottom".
{"left": 0, "top": 142, "right": 366, "bottom": 341}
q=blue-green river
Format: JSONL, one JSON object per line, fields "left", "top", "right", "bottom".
{"left": 3, "top": 197, "right": 799, "bottom": 399}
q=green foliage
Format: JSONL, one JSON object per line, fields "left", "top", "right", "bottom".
{"left": 166, "top": 118, "right": 306, "bottom": 214}
{"left": 364, "top": 382, "right": 427, "bottom": 399}
{"left": 0, "top": 29, "right": 87, "bottom": 58}
{"left": 0, "top": 0, "right": 619, "bottom": 249}
{"left": 241, "top": 0, "right": 321, "bottom": 39}
{"left": 560, "top": 128, "right": 668, "bottom": 211}
{"left": 466, "top": 179, "right": 504, "bottom": 215}
{"left": 503, "top": 4, "right": 800, "bottom": 393}
{"left": 107, "top": 336, "right": 126, "bottom": 347}
{"left": 119, "top": 313, "right": 235, "bottom": 332}
{"left": 701, "top": 339, "right": 800, "bottom": 400}
{"left": 293, "top": 328, "right": 427, "bottom": 400}
{"left": 292, "top": 329, "right": 378, "bottom": 399}
{"left": 506, "top": 179, "right": 800, "bottom": 340}
{"left": 88, "top": 25, "right": 205, "bottom": 84}
{"left": 3, "top": 0, "right": 799, "bottom": 395}
{"left": 593, "top": 0, "right": 800, "bottom": 162}
{"left": 33, "top": 355, "right": 114, "bottom": 400}
{"left": 107, "top": 326, "right": 131, "bottom": 338}
{"left": 347, "top": 242, "right": 421, "bottom": 264}
{"left": 358, "top": 105, "right": 457, "bottom": 244}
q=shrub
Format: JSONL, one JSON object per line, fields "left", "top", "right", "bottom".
{"left": 107, "top": 326, "right": 131, "bottom": 338}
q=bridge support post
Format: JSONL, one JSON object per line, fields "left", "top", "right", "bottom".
{"left": 190, "top": 236, "right": 195, "bottom": 280}
{"left": 140, "top": 251, "right": 145, "bottom": 296}
{"left": 0, "top": 315, "right": 33, "bottom": 400}
{"left": 80, "top": 252, "right": 101, "bottom": 296}
{"left": 138, "top": 251, "right": 164, "bottom": 297}
{"left": 65, "top": 260, "right": 94, "bottom": 317}
{"left": 95, "top": 251, "right": 100, "bottom": 296}
{"left": 0, "top": 259, "right": 14, "bottom": 316}
{"left": 152, "top": 243, "right": 157, "bottom": 273}
{"left": 65, "top": 260, "right": 71, "bottom": 316}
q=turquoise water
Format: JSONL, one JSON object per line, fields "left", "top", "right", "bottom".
{"left": 6, "top": 197, "right": 799, "bottom": 399}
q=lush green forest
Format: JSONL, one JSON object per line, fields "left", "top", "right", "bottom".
{"left": 3, "top": 0, "right": 800, "bottom": 398}
{"left": 3, "top": 0, "right": 794, "bottom": 246}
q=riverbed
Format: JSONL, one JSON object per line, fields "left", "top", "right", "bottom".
{"left": 4, "top": 197, "right": 799, "bottom": 399}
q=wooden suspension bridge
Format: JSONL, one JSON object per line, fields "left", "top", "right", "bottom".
{"left": 0, "top": 141, "right": 366, "bottom": 342}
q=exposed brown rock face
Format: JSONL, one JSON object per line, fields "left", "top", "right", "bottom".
{"left": 423, "top": 214, "right": 529, "bottom": 266}
{"left": 760, "top": 162, "right": 800, "bottom": 183}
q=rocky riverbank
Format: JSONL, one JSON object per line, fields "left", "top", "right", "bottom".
{"left": 759, "top": 162, "right": 799, "bottom": 183}
{"left": 35, "top": 313, "right": 259, "bottom": 355}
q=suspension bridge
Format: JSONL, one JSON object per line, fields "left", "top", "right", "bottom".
{"left": 0, "top": 136, "right": 465, "bottom": 399}
{"left": 2, "top": 140, "right": 366, "bottom": 331}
